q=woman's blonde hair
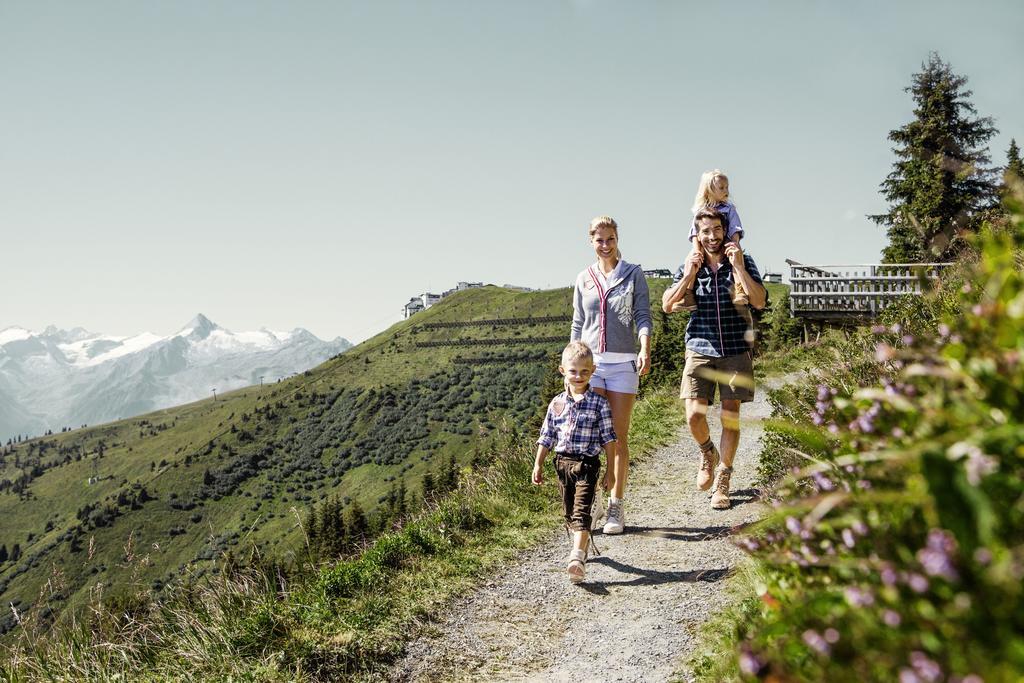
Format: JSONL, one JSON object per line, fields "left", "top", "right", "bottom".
{"left": 691, "top": 169, "right": 730, "bottom": 213}
{"left": 588, "top": 215, "right": 622, "bottom": 260}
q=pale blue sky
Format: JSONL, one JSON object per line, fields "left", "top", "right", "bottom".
{"left": 2, "top": 1, "right": 1022, "bottom": 342}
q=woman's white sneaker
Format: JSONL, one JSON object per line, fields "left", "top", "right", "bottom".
{"left": 603, "top": 498, "right": 625, "bottom": 535}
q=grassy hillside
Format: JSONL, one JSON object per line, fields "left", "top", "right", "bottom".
{"left": 0, "top": 282, "right": 682, "bottom": 638}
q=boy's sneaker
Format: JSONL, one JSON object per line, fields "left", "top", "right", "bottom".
{"left": 567, "top": 549, "right": 587, "bottom": 584}
{"left": 680, "top": 289, "right": 698, "bottom": 311}
{"left": 603, "top": 498, "right": 624, "bottom": 535}
{"left": 698, "top": 444, "right": 720, "bottom": 491}
{"left": 711, "top": 466, "right": 733, "bottom": 509}
{"left": 590, "top": 488, "right": 606, "bottom": 530}
{"left": 732, "top": 280, "right": 749, "bottom": 306}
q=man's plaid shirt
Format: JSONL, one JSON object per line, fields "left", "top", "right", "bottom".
{"left": 537, "top": 389, "right": 617, "bottom": 457}
{"left": 672, "top": 254, "right": 764, "bottom": 358}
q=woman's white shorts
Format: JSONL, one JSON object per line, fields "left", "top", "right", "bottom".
{"left": 590, "top": 360, "right": 639, "bottom": 395}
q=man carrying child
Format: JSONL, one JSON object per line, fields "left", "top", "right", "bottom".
{"left": 662, "top": 207, "right": 766, "bottom": 510}
{"left": 532, "top": 341, "right": 616, "bottom": 584}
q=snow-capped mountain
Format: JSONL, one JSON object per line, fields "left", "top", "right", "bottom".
{"left": 0, "top": 315, "right": 351, "bottom": 440}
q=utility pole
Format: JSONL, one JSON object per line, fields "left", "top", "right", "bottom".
{"left": 259, "top": 375, "right": 264, "bottom": 387}
{"left": 211, "top": 388, "right": 218, "bottom": 401}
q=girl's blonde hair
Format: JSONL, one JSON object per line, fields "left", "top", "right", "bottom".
{"left": 588, "top": 215, "right": 622, "bottom": 260}
{"left": 691, "top": 169, "right": 730, "bottom": 213}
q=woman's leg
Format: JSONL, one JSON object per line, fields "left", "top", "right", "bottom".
{"left": 594, "top": 388, "right": 637, "bottom": 499}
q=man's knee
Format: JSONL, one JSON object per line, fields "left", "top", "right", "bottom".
{"left": 686, "top": 399, "right": 708, "bottom": 427}
{"left": 721, "top": 400, "right": 741, "bottom": 431}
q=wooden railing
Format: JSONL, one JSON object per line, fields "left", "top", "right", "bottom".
{"left": 787, "top": 259, "right": 950, "bottom": 319}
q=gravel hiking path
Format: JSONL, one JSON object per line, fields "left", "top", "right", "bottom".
{"left": 391, "top": 387, "right": 775, "bottom": 683}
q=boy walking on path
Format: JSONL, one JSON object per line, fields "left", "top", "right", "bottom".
{"left": 662, "top": 208, "right": 766, "bottom": 509}
{"left": 533, "top": 341, "right": 617, "bottom": 583}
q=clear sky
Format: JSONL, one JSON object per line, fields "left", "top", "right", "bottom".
{"left": 2, "top": 1, "right": 1022, "bottom": 343}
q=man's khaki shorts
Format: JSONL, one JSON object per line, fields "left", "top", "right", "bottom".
{"left": 680, "top": 348, "right": 755, "bottom": 403}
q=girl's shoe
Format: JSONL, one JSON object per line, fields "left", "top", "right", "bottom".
{"left": 567, "top": 549, "right": 587, "bottom": 584}
{"left": 732, "top": 280, "right": 749, "bottom": 306}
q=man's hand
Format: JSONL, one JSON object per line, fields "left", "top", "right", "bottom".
{"left": 684, "top": 247, "right": 705, "bottom": 278}
{"left": 531, "top": 462, "right": 543, "bottom": 485}
{"left": 724, "top": 243, "right": 744, "bottom": 271}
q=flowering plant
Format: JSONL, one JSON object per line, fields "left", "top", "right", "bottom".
{"left": 732, "top": 192, "right": 1024, "bottom": 682}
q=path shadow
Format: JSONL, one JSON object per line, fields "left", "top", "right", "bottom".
{"left": 726, "top": 488, "right": 762, "bottom": 508}
{"left": 624, "top": 524, "right": 737, "bottom": 542}
{"left": 585, "top": 556, "right": 732, "bottom": 587}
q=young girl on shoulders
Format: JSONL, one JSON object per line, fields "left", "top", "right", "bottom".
{"left": 678, "top": 169, "right": 748, "bottom": 310}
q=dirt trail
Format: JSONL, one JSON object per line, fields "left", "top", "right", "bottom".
{"left": 391, "top": 389, "right": 773, "bottom": 682}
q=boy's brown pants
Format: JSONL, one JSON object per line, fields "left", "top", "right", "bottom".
{"left": 554, "top": 453, "right": 601, "bottom": 531}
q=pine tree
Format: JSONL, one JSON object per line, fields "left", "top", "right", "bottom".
{"left": 870, "top": 53, "right": 999, "bottom": 262}
{"left": 421, "top": 471, "right": 436, "bottom": 502}
{"left": 1004, "top": 138, "right": 1024, "bottom": 187}
{"left": 345, "top": 501, "right": 368, "bottom": 546}
{"left": 0, "top": 544, "right": 7, "bottom": 563}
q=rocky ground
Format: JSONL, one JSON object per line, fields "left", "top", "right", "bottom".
{"left": 390, "top": 389, "right": 772, "bottom": 682}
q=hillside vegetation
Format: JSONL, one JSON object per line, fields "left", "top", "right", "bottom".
{"left": 0, "top": 285, "right": 600, "bottom": 637}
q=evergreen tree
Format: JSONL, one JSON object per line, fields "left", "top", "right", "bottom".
{"left": 1004, "top": 138, "right": 1024, "bottom": 187}
{"left": 870, "top": 53, "right": 999, "bottom": 262}
{"left": 345, "top": 500, "right": 368, "bottom": 546}
{"left": 421, "top": 471, "right": 436, "bottom": 501}
{"left": 442, "top": 454, "right": 458, "bottom": 493}
{"left": 10, "top": 544, "right": 21, "bottom": 562}
{"left": 0, "top": 544, "right": 7, "bottom": 563}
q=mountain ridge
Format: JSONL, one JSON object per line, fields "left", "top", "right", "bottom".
{"left": 0, "top": 315, "right": 352, "bottom": 439}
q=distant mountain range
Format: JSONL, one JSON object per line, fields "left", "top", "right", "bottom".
{"left": 0, "top": 314, "right": 351, "bottom": 439}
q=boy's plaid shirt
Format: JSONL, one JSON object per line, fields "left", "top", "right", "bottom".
{"left": 673, "top": 254, "right": 764, "bottom": 358}
{"left": 537, "top": 389, "right": 617, "bottom": 457}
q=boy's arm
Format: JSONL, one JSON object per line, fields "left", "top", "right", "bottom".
{"left": 532, "top": 445, "right": 549, "bottom": 485}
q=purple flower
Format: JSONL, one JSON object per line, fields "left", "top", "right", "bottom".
{"left": 828, "top": 423, "right": 840, "bottom": 434}
{"left": 856, "top": 479, "right": 873, "bottom": 490}
{"left": 881, "top": 566, "right": 898, "bottom": 586}
{"left": 892, "top": 427, "right": 906, "bottom": 438}
{"left": 875, "top": 343, "right": 896, "bottom": 362}
{"left": 817, "top": 384, "right": 831, "bottom": 401}
{"left": 901, "top": 334, "right": 915, "bottom": 345}
{"left": 738, "top": 647, "right": 764, "bottom": 676}
{"left": 974, "top": 548, "right": 993, "bottom": 566}
{"left": 842, "top": 528, "right": 856, "bottom": 548}
{"left": 802, "top": 629, "right": 830, "bottom": 655}
{"left": 852, "top": 520, "right": 869, "bottom": 536}
{"left": 845, "top": 586, "right": 875, "bottom": 607}
{"left": 917, "top": 530, "right": 959, "bottom": 582}
{"left": 907, "top": 573, "right": 929, "bottom": 593}
{"left": 890, "top": 323, "right": 903, "bottom": 334}
{"left": 883, "top": 609, "right": 902, "bottom": 627}
{"left": 899, "top": 669, "right": 921, "bottom": 683}
{"left": 811, "top": 471, "right": 836, "bottom": 491}
{"left": 785, "top": 516, "right": 802, "bottom": 534}
{"left": 871, "top": 324, "right": 888, "bottom": 334}
{"left": 811, "top": 413, "right": 825, "bottom": 426}
{"left": 909, "top": 651, "right": 942, "bottom": 682}
{"left": 824, "top": 628, "right": 840, "bottom": 644}
{"left": 938, "top": 323, "right": 950, "bottom": 338}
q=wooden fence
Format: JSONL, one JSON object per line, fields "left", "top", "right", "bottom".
{"left": 787, "top": 260, "right": 949, "bottom": 320}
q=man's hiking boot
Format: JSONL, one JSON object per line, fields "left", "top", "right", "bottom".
{"left": 698, "top": 443, "right": 720, "bottom": 491}
{"left": 711, "top": 466, "right": 733, "bottom": 510}
{"left": 603, "top": 498, "right": 624, "bottom": 535}
{"left": 567, "top": 549, "right": 587, "bottom": 584}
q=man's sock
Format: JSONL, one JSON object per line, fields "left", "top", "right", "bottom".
{"left": 698, "top": 437, "right": 714, "bottom": 453}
